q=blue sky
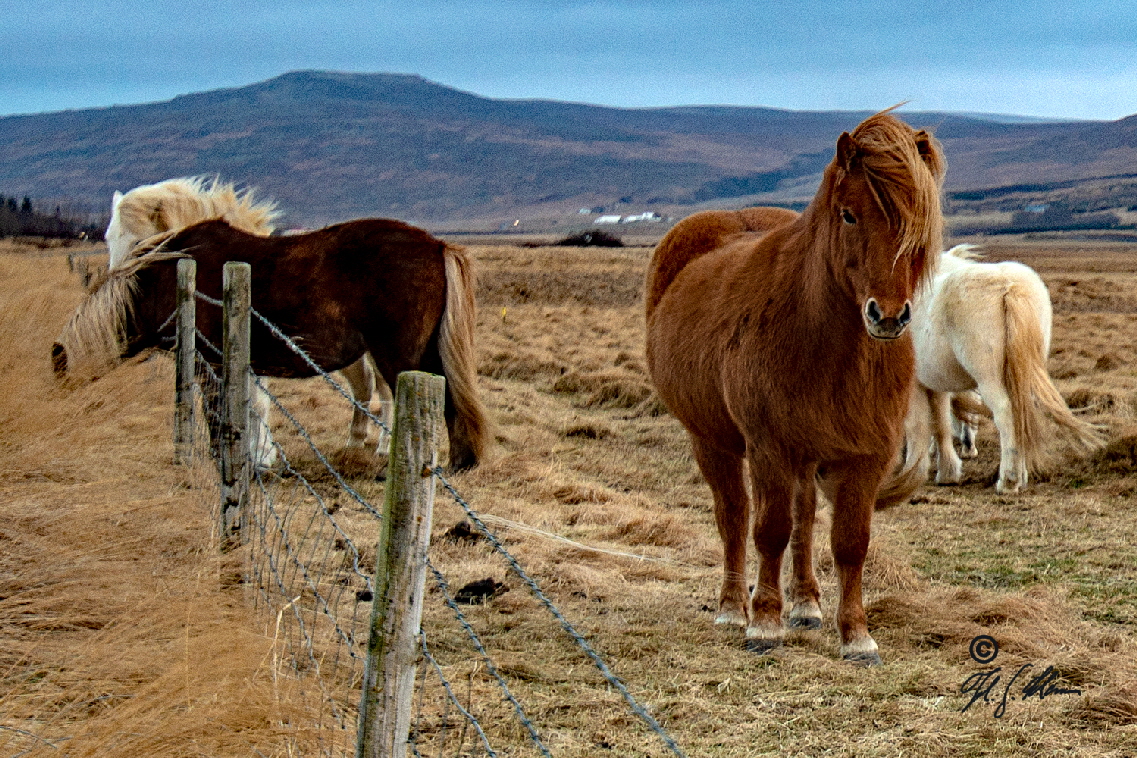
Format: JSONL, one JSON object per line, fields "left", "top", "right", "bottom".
{"left": 4, "top": 0, "right": 1136, "bottom": 120}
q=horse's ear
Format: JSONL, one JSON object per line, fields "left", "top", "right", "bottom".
{"left": 914, "top": 129, "right": 945, "bottom": 178}
{"left": 836, "top": 132, "right": 860, "bottom": 172}
{"left": 111, "top": 191, "right": 123, "bottom": 209}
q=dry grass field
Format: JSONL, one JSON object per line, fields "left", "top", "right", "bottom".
{"left": 2, "top": 232, "right": 1136, "bottom": 756}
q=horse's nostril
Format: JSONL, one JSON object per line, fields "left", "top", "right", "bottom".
{"left": 898, "top": 302, "right": 912, "bottom": 326}
{"left": 865, "top": 299, "right": 882, "bottom": 323}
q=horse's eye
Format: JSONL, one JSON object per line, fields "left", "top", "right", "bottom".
{"left": 841, "top": 209, "right": 857, "bottom": 225}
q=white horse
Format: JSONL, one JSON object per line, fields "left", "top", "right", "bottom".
{"left": 895, "top": 245, "right": 1103, "bottom": 494}
{"left": 104, "top": 177, "right": 392, "bottom": 462}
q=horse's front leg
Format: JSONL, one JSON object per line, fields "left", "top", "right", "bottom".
{"left": 826, "top": 456, "right": 890, "bottom": 666}
{"left": 952, "top": 391, "right": 981, "bottom": 459}
{"left": 787, "top": 465, "right": 822, "bottom": 630}
{"left": 746, "top": 451, "right": 795, "bottom": 653}
{"left": 249, "top": 377, "right": 279, "bottom": 471}
{"left": 930, "top": 390, "right": 963, "bottom": 485}
{"left": 691, "top": 437, "right": 749, "bottom": 627}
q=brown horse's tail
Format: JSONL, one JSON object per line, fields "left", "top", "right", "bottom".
{"left": 645, "top": 207, "right": 798, "bottom": 319}
{"left": 875, "top": 390, "right": 932, "bottom": 509}
{"left": 1003, "top": 284, "right": 1105, "bottom": 471}
{"left": 439, "top": 244, "right": 490, "bottom": 470}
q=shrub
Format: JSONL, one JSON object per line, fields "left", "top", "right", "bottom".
{"left": 555, "top": 229, "right": 624, "bottom": 247}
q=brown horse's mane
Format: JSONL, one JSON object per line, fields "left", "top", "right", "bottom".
{"left": 830, "top": 109, "right": 946, "bottom": 268}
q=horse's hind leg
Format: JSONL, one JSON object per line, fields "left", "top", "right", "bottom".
{"left": 976, "top": 379, "right": 1025, "bottom": 493}
{"left": 690, "top": 437, "right": 749, "bottom": 627}
{"left": 787, "top": 465, "right": 822, "bottom": 630}
{"left": 341, "top": 356, "right": 388, "bottom": 451}
{"left": 374, "top": 374, "right": 393, "bottom": 452}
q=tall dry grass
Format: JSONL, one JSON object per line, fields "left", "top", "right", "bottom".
{"left": 0, "top": 248, "right": 311, "bottom": 756}
{"left": 1, "top": 236, "right": 1136, "bottom": 757}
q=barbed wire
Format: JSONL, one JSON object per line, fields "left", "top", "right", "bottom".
{"left": 431, "top": 467, "right": 689, "bottom": 758}
{"left": 425, "top": 559, "right": 552, "bottom": 757}
{"left": 183, "top": 288, "right": 688, "bottom": 758}
{"left": 249, "top": 372, "right": 384, "bottom": 521}
{"left": 417, "top": 632, "right": 500, "bottom": 758}
{"left": 195, "top": 291, "right": 390, "bottom": 436}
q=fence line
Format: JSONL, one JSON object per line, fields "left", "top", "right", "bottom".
{"left": 177, "top": 262, "right": 687, "bottom": 757}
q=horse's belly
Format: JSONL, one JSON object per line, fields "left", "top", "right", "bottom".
{"left": 916, "top": 353, "right": 975, "bottom": 393}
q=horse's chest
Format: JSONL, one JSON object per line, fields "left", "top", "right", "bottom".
{"left": 723, "top": 334, "right": 908, "bottom": 457}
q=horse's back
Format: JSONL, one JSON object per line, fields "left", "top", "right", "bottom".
{"left": 915, "top": 255, "right": 1051, "bottom": 392}
{"left": 645, "top": 207, "right": 798, "bottom": 318}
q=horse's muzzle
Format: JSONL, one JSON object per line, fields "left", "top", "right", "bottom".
{"left": 863, "top": 299, "right": 911, "bottom": 341}
{"left": 51, "top": 342, "right": 68, "bottom": 377}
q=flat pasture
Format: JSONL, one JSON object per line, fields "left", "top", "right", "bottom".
{"left": 1, "top": 234, "right": 1135, "bottom": 756}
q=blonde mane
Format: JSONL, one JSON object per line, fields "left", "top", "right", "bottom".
{"left": 115, "top": 176, "right": 278, "bottom": 236}
{"left": 845, "top": 109, "right": 946, "bottom": 266}
{"left": 55, "top": 251, "right": 181, "bottom": 379}
{"left": 107, "top": 176, "right": 278, "bottom": 268}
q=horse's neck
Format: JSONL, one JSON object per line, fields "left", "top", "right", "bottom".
{"left": 775, "top": 222, "right": 860, "bottom": 323}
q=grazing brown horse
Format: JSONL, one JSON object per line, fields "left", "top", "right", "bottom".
{"left": 54, "top": 218, "right": 489, "bottom": 470}
{"left": 645, "top": 110, "right": 945, "bottom": 665}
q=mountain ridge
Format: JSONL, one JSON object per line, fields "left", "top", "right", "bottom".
{"left": 2, "top": 70, "right": 1135, "bottom": 227}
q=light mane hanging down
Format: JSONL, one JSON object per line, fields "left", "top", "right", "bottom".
{"left": 835, "top": 109, "right": 946, "bottom": 267}
{"left": 107, "top": 176, "right": 279, "bottom": 267}
{"left": 53, "top": 251, "right": 181, "bottom": 379}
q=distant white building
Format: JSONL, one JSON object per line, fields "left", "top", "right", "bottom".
{"left": 622, "top": 212, "right": 663, "bottom": 223}
{"left": 595, "top": 215, "right": 623, "bottom": 224}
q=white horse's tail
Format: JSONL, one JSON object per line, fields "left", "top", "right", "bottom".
{"left": 875, "top": 390, "right": 932, "bottom": 510}
{"left": 1003, "top": 284, "right": 1105, "bottom": 470}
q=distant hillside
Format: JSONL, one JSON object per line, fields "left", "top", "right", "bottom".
{"left": 2, "top": 70, "right": 1136, "bottom": 227}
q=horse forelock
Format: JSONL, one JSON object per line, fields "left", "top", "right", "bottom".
{"left": 57, "top": 262, "right": 141, "bottom": 377}
{"left": 58, "top": 248, "right": 184, "bottom": 377}
{"left": 837, "top": 111, "right": 946, "bottom": 279}
{"left": 114, "top": 176, "right": 279, "bottom": 246}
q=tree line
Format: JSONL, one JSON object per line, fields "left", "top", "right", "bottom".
{"left": 0, "top": 194, "right": 104, "bottom": 239}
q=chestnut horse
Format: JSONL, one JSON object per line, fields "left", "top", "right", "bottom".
{"left": 54, "top": 218, "right": 489, "bottom": 470}
{"left": 646, "top": 110, "right": 945, "bottom": 665}
{"left": 104, "top": 176, "right": 389, "bottom": 454}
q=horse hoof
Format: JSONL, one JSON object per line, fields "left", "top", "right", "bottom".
{"left": 715, "top": 610, "right": 748, "bottom": 627}
{"left": 745, "top": 638, "right": 783, "bottom": 655}
{"left": 788, "top": 616, "right": 822, "bottom": 630}
{"left": 843, "top": 651, "right": 883, "bottom": 667}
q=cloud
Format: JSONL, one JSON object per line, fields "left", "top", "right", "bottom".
{"left": 2, "top": 0, "right": 1136, "bottom": 118}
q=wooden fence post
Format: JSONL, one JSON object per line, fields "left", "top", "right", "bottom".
{"left": 221, "top": 261, "right": 251, "bottom": 548}
{"left": 357, "top": 371, "right": 445, "bottom": 758}
{"left": 174, "top": 258, "right": 197, "bottom": 464}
